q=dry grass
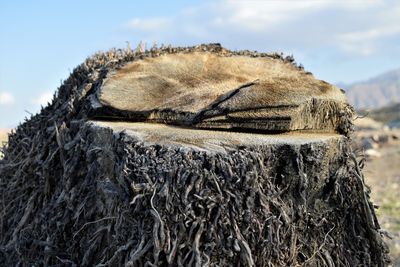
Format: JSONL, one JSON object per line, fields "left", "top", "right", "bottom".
{"left": 0, "top": 129, "right": 10, "bottom": 158}
{"left": 0, "top": 129, "right": 9, "bottom": 143}
{"left": 359, "top": 130, "right": 400, "bottom": 265}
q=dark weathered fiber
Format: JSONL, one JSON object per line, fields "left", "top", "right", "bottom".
{"left": 0, "top": 44, "right": 389, "bottom": 266}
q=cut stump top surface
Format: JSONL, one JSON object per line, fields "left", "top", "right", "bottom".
{"left": 90, "top": 45, "right": 353, "bottom": 134}
{"left": 92, "top": 121, "right": 343, "bottom": 153}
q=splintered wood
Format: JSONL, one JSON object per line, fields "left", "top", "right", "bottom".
{"left": 93, "top": 49, "right": 353, "bottom": 134}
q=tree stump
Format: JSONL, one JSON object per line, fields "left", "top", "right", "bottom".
{"left": 0, "top": 44, "right": 389, "bottom": 266}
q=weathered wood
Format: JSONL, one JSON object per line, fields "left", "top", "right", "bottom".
{"left": 92, "top": 46, "right": 353, "bottom": 134}
{"left": 0, "top": 44, "right": 389, "bottom": 266}
{"left": 92, "top": 120, "right": 342, "bottom": 153}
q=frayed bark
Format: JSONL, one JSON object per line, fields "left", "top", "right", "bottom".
{"left": 0, "top": 122, "right": 390, "bottom": 266}
{"left": 0, "top": 43, "right": 389, "bottom": 266}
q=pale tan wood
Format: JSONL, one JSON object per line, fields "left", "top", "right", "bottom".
{"left": 94, "top": 49, "right": 353, "bottom": 134}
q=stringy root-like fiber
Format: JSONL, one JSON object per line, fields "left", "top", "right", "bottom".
{"left": 0, "top": 122, "right": 390, "bottom": 266}
{"left": 0, "top": 44, "right": 389, "bottom": 266}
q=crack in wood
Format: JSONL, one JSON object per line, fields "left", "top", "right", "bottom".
{"left": 192, "top": 81, "right": 257, "bottom": 124}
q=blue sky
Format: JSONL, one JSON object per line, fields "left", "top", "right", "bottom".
{"left": 1, "top": 0, "right": 400, "bottom": 128}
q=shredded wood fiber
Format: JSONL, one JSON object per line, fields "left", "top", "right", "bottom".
{"left": 0, "top": 44, "right": 389, "bottom": 266}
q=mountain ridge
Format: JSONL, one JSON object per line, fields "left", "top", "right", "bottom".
{"left": 339, "top": 68, "right": 400, "bottom": 109}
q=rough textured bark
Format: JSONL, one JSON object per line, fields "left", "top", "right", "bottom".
{"left": 0, "top": 44, "right": 389, "bottom": 266}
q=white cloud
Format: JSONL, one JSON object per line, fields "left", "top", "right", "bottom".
{"left": 208, "top": 0, "right": 395, "bottom": 47}
{"left": 125, "top": 17, "right": 172, "bottom": 31}
{"left": 0, "top": 91, "right": 15, "bottom": 105}
{"left": 340, "top": 25, "right": 400, "bottom": 43}
{"left": 337, "top": 23, "right": 400, "bottom": 55}
{"left": 210, "top": 0, "right": 333, "bottom": 32}
{"left": 32, "top": 92, "right": 53, "bottom": 106}
{"left": 121, "top": 0, "right": 400, "bottom": 59}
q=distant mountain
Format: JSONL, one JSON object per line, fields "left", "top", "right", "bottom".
{"left": 339, "top": 69, "right": 400, "bottom": 109}
{"left": 359, "top": 102, "right": 400, "bottom": 128}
